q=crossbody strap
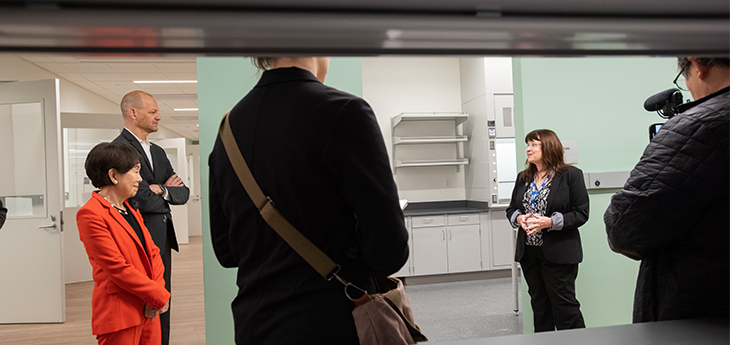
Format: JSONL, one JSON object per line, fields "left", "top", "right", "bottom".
{"left": 218, "top": 112, "right": 342, "bottom": 281}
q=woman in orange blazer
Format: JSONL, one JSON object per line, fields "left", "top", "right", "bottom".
{"left": 77, "top": 142, "right": 171, "bottom": 345}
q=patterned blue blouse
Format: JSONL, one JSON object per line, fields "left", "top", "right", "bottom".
{"left": 522, "top": 178, "right": 552, "bottom": 246}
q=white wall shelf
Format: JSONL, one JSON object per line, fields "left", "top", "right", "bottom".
{"left": 391, "top": 112, "right": 469, "bottom": 173}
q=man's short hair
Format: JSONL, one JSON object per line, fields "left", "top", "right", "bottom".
{"left": 120, "top": 90, "right": 154, "bottom": 118}
{"left": 678, "top": 57, "right": 730, "bottom": 74}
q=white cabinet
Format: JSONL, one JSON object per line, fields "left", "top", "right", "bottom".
{"left": 446, "top": 224, "right": 482, "bottom": 273}
{"left": 393, "top": 217, "right": 412, "bottom": 277}
{"left": 410, "top": 213, "right": 482, "bottom": 276}
{"left": 412, "top": 224, "right": 449, "bottom": 276}
{"left": 490, "top": 217, "right": 515, "bottom": 269}
{"left": 399, "top": 209, "right": 515, "bottom": 277}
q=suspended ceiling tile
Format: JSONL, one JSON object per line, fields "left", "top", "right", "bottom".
{"left": 34, "top": 62, "right": 73, "bottom": 73}
{"left": 108, "top": 63, "right": 162, "bottom": 73}
{"left": 125, "top": 73, "right": 171, "bottom": 81}
{"left": 155, "top": 62, "right": 197, "bottom": 73}
{"left": 162, "top": 72, "right": 197, "bottom": 80}
{"left": 83, "top": 73, "right": 127, "bottom": 82}
{"left": 56, "top": 72, "right": 89, "bottom": 82}
{"left": 59, "top": 62, "right": 117, "bottom": 73}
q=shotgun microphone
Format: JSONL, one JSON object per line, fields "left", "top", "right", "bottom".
{"left": 644, "top": 88, "right": 684, "bottom": 119}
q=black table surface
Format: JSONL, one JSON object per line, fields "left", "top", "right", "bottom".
{"left": 429, "top": 318, "right": 729, "bottom": 345}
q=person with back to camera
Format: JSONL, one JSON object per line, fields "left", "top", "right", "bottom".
{"left": 77, "top": 142, "right": 170, "bottom": 344}
{"left": 0, "top": 198, "right": 6, "bottom": 230}
{"left": 208, "top": 57, "right": 410, "bottom": 344}
{"left": 604, "top": 57, "right": 729, "bottom": 322}
{"left": 506, "top": 129, "right": 589, "bottom": 332}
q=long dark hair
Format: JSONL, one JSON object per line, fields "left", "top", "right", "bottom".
{"left": 519, "top": 129, "right": 570, "bottom": 182}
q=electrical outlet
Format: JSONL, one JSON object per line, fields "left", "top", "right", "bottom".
{"left": 444, "top": 178, "right": 450, "bottom": 187}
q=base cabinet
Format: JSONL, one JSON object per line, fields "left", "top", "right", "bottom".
{"left": 399, "top": 210, "right": 515, "bottom": 277}
{"left": 412, "top": 225, "right": 449, "bottom": 276}
{"left": 447, "top": 224, "right": 482, "bottom": 273}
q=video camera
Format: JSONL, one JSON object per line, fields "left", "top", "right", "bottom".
{"left": 644, "top": 88, "right": 685, "bottom": 140}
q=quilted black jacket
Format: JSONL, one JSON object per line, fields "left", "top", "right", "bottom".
{"left": 604, "top": 87, "right": 729, "bottom": 322}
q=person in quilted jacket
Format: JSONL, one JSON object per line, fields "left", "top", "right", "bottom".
{"left": 604, "top": 57, "right": 729, "bottom": 323}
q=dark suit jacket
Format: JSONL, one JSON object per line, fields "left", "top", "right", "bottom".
{"left": 0, "top": 198, "right": 6, "bottom": 230}
{"left": 208, "top": 67, "right": 409, "bottom": 344}
{"left": 507, "top": 165, "right": 589, "bottom": 265}
{"left": 113, "top": 129, "right": 189, "bottom": 252}
{"left": 77, "top": 192, "right": 169, "bottom": 335}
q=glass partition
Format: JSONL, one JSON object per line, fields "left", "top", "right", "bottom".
{"left": 63, "top": 128, "right": 120, "bottom": 208}
{"left": 0, "top": 102, "right": 47, "bottom": 218}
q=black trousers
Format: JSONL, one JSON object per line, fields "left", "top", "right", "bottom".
{"left": 160, "top": 238, "right": 172, "bottom": 345}
{"left": 520, "top": 245, "right": 585, "bottom": 332}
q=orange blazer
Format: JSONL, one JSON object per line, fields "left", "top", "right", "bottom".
{"left": 77, "top": 192, "right": 170, "bottom": 335}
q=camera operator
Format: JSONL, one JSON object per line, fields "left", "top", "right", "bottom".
{"left": 604, "top": 57, "right": 729, "bottom": 323}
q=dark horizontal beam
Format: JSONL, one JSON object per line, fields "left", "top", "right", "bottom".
{"left": 0, "top": 7, "right": 727, "bottom": 56}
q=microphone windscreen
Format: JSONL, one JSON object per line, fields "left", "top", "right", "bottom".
{"left": 644, "top": 88, "right": 680, "bottom": 111}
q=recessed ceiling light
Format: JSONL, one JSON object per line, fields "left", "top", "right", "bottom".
{"left": 134, "top": 80, "right": 197, "bottom": 84}
{"left": 174, "top": 108, "right": 199, "bottom": 111}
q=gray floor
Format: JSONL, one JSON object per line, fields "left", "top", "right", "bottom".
{"left": 404, "top": 277, "right": 523, "bottom": 342}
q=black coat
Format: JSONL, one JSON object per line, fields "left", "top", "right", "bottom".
{"left": 0, "top": 198, "right": 6, "bottom": 230}
{"left": 604, "top": 87, "right": 729, "bottom": 323}
{"left": 208, "top": 67, "right": 409, "bottom": 345}
{"left": 507, "top": 165, "right": 590, "bottom": 264}
{"left": 113, "top": 129, "right": 189, "bottom": 252}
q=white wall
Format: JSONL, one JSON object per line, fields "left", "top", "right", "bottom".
{"left": 362, "top": 57, "right": 466, "bottom": 202}
{"left": 0, "top": 55, "right": 119, "bottom": 115}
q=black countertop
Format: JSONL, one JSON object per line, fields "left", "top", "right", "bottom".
{"left": 402, "top": 200, "right": 490, "bottom": 216}
{"left": 430, "top": 318, "right": 728, "bottom": 345}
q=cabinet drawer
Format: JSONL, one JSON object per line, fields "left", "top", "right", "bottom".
{"left": 411, "top": 215, "right": 445, "bottom": 228}
{"left": 447, "top": 213, "right": 480, "bottom": 225}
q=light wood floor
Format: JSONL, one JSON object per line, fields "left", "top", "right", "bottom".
{"left": 0, "top": 236, "right": 206, "bottom": 345}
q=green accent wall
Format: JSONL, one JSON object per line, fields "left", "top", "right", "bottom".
{"left": 512, "top": 57, "right": 681, "bottom": 332}
{"left": 197, "top": 57, "right": 362, "bottom": 345}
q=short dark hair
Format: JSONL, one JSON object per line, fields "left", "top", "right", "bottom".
{"left": 677, "top": 57, "right": 730, "bottom": 76}
{"left": 84, "top": 143, "right": 141, "bottom": 188}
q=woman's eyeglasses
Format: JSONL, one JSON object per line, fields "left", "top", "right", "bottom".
{"left": 525, "top": 142, "right": 542, "bottom": 149}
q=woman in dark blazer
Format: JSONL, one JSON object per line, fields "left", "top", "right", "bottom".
{"left": 77, "top": 143, "right": 170, "bottom": 345}
{"left": 208, "top": 57, "right": 409, "bottom": 344}
{"left": 506, "top": 129, "right": 589, "bottom": 332}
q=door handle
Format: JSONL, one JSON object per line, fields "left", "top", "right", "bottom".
{"left": 442, "top": 230, "right": 445, "bottom": 240}
{"left": 449, "top": 230, "right": 452, "bottom": 240}
{"left": 38, "top": 222, "right": 57, "bottom": 229}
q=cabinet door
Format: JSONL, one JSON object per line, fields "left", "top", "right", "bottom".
{"left": 491, "top": 217, "right": 515, "bottom": 268}
{"left": 392, "top": 217, "right": 411, "bottom": 277}
{"left": 411, "top": 227, "right": 448, "bottom": 276}
{"left": 447, "top": 224, "right": 482, "bottom": 273}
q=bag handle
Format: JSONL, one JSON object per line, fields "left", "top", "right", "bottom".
{"left": 218, "top": 112, "right": 343, "bottom": 281}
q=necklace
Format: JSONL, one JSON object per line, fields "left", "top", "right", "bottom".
{"left": 98, "top": 191, "right": 128, "bottom": 215}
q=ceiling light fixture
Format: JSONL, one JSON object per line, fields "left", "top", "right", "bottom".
{"left": 174, "top": 108, "right": 199, "bottom": 111}
{"left": 134, "top": 80, "right": 197, "bottom": 84}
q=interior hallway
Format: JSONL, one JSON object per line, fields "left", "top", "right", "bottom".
{"left": 0, "top": 236, "right": 206, "bottom": 345}
{"left": 0, "top": 235, "right": 522, "bottom": 344}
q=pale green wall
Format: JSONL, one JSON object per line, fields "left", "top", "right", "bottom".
{"left": 197, "top": 57, "right": 363, "bottom": 345}
{"left": 512, "top": 57, "right": 681, "bottom": 332}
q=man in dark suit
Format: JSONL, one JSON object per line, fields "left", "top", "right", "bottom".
{"left": 113, "top": 90, "right": 189, "bottom": 345}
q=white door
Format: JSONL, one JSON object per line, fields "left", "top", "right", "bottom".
{"left": 411, "top": 227, "right": 448, "bottom": 276}
{"left": 0, "top": 79, "right": 65, "bottom": 323}
{"left": 447, "top": 225, "right": 482, "bottom": 273}
{"left": 154, "top": 138, "right": 190, "bottom": 244}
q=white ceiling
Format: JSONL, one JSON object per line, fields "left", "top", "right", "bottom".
{"left": 18, "top": 54, "right": 200, "bottom": 140}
